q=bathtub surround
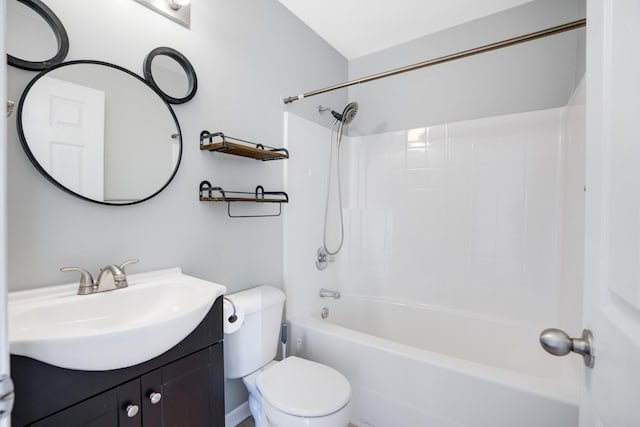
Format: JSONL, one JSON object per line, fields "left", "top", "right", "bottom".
{"left": 285, "top": 101, "right": 582, "bottom": 326}
{"left": 340, "top": 108, "right": 565, "bottom": 325}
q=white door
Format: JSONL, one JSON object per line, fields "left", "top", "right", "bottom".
{"left": 0, "top": 2, "right": 12, "bottom": 426}
{"left": 581, "top": 0, "right": 640, "bottom": 425}
{"left": 22, "top": 76, "right": 105, "bottom": 201}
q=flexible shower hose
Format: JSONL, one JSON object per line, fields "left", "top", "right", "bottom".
{"left": 322, "top": 119, "right": 346, "bottom": 256}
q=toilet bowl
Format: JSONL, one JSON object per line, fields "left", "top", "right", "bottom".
{"left": 244, "top": 357, "right": 352, "bottom": 427}
{"left": 223, "top": 286, "right": 353, "bottom": 427}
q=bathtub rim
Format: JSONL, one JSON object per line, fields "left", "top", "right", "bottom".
{"left": 289, "top": 303, "right": 580, "bottom": 407}
{"left": 317, "top": 293, "right": 567, "bottom": 330}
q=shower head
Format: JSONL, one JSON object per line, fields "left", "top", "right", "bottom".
{"left": 339, "top": 102, "right": 359, "bottom": 124}
{"left": 319, "top": 102, "right": 359, "bottom": 124}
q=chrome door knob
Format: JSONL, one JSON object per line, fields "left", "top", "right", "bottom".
{"left": 125, "top": 404, "right": 139, "bottom": 418}
{"left": 149, "top": 392, "right": 162, "bottom": 405}
{"left": 539, "top": 328, "right": 595, "bottom": 368}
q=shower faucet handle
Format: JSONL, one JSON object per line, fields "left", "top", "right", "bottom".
{"left": 315, "top": 247, "right": 335, "bottom": 271}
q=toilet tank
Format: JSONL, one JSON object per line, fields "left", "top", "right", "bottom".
{"left": 223, "top": 285, "right": 285, "bottom": 379}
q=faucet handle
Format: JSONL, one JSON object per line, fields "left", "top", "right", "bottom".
{"left": 60, "top": 267, "right": 96, "bottom": 295}
{"left": 119, "top": 259, "right": 139, "bottom": 272}
{"left": 114, "top": 259, "right": 139, "bottom": 288}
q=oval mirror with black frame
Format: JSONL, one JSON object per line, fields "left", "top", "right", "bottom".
{"left": 17, "top": 60, "right": 182, "bottom": 206}
{"left": 7, "top": 0, "right": 69, "bottom": 71}
{"left": 143, "top": 47, "right": 197, "bottom": 104}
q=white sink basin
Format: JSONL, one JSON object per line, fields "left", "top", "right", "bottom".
{"left": 8, "top": 267, "right": 226, "bottom": 371}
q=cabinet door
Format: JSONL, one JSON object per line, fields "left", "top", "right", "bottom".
{"left": 30, "top": 389, "right": 118, "bottom": 427}
{"left": 141, "top": 345, "right": 224, "bottom": 427}
{"left": 117, "top": 379, "right": 142, "bottom": 427}
{"left": 31, "top": 378, "right": 141, "bottom": 427}
{"left": 140, "top": 368, "right": 162, "bottom": 426}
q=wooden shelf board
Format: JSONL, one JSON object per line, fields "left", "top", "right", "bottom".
{"left": 201, "top": 142, "right": 288, "bottom": 160}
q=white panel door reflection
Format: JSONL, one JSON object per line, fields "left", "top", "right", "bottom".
{"left": 22, "top": 76, "right": 105, "bottom": 200}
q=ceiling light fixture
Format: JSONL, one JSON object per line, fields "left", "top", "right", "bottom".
{"left": 133, "top": 0, "right": 191, "bottom": 28}
{"left": 167, "top": 0, "right": 190, "bottom": 10}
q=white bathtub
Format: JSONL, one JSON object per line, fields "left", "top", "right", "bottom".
{"left": 288, "top": 296, "right": 579, "bottom": 427}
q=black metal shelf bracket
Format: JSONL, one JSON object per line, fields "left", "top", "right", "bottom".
{"left": 198, "top": 180, "right": 288, "bottom": 218}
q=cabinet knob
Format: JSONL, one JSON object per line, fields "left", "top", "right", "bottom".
{"left": 149, "top": 392, "right": 162, "bottom": 405}
{"left": 125, "top": 404, "right": 139, "bottom": 418}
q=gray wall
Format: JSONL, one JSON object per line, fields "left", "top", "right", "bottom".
{"left": 347, "top": 0, "right": 586, "bottom": 136}
{"left": 6, "top": 0, "right": 346, "bottom": 414}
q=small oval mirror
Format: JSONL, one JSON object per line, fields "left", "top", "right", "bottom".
{"left": 143, "top": 47, "right": 197, "bottom": 104}
{"left": 18, "top": 61, "right": 182, "bottom": 205}
{"left": 150, "top": 55, "right": 190, "bottom": 100}
{"left": 7, "top": 0, "right": 69, "bottom": 71}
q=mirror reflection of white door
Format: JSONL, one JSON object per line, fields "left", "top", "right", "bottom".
{"left": 582, "top": 0, "right": 640, "bottom": 425}
{"left": 22, "top": 76, "right": 105, "bottom": 201}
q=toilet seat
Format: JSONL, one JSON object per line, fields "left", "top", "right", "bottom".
{"left": 257, "top": 356, "right": 351, "bottom": 417}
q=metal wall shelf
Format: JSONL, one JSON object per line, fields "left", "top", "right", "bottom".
{"left": 200, "top": 131, "right": 289, "bottom": 161}
{"left": 199, "top": 180, "right": 288, "bottom": 218}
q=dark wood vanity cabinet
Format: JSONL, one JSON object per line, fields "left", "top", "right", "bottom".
{"left": 11, "top": 297, "right": 225, "bottom": 427}
{"left": 29, "top": 378, "right": 138, "bottom": 427}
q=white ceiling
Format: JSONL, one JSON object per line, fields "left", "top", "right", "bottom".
{"left": 277, "top": 0, "right": 535, "bottom": 60}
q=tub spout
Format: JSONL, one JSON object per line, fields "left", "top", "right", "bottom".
{"left": 319, "top": 288, "right": 341, "bottom": 299}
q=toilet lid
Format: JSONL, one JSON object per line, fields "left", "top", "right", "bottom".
{"left": 256, "top": 356, "right": 351, "bottom": 417}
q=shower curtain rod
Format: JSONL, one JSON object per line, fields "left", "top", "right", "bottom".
{"left": 283, "top": 18, "right": 586, "bottom": 104}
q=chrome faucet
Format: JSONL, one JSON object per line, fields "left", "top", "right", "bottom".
{"left": 61, "top": 259, "right": 139, "bottom": 295}
{"left": 97, "top": 263, "right": 131, "bottom": 290}
{"left": 319, "top": 288, "right": 341, "bottom": 299}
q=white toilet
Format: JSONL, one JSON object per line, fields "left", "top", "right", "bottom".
{"left": 224, "top": 285, "right": 353, "bottom": 427}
